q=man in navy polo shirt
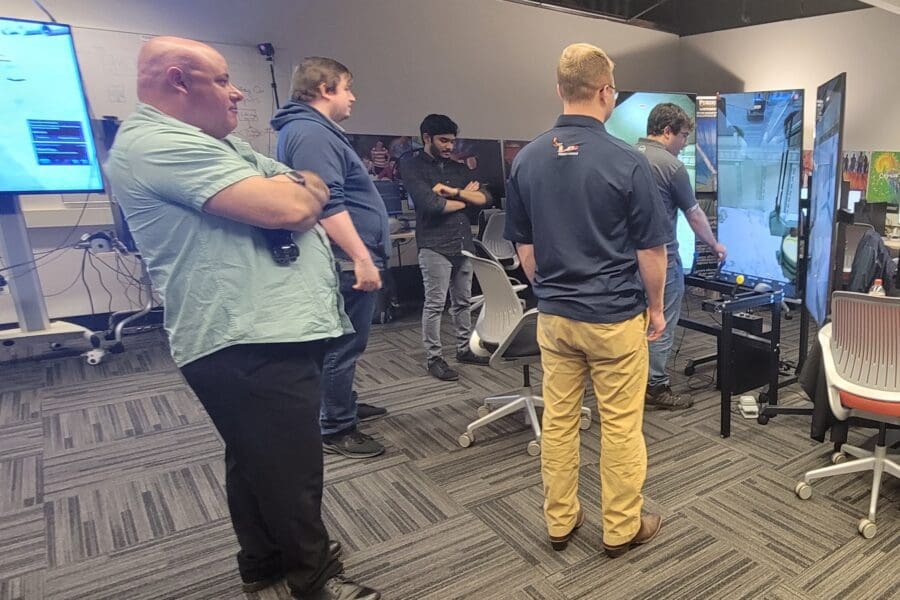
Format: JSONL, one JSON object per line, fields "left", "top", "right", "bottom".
{"left": 505, "top": 43, "right": 670, "bottom": 558}
{"left": 636, "top": 103, "right": 726, "bottom": 410}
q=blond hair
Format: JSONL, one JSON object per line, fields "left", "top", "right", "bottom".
{"left": 557, "top": 43, "right": 615, "bottom": 103}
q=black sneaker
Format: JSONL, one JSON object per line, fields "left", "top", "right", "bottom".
{"left": 646, "top": 384, "right": 693, "bottom": 410}
{"left": 242, "top": 540, "right": 343, "bottom": 593}
{"left": 323, "top": 430, "right": 385, "bottom": 459}
{"left": 303, "top": 574, "right": 381, "bottom": 599}
{"left": 357, "top": 403, "right": 388, "bottom": 422}
{"left": 427, "top": 357, "right": 459, "bottom": 381}
{"left": 456, "top": 349, "right": 490, "bottom": 365}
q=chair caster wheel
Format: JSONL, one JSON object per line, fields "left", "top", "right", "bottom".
{"left": 527, "top": 440, "right": 541, "bottom": 456}
{"left": 84, "top": 348, "right": 106, "bottom": 366}
{"left": 579, "top": 416, "right": 591, "bottom": 430}
{"left": 858, "top": 518, "right": 876, "bottom": 539}
{"left": 458, "top": 433, "right": 474, "bottom": 448}
{"left": 830, "top": 452, "right": 847, "bottom": 465}
{"left": 757, "top": 414, "right": 769, "bottom": 425}
{"left": 794, "top": 481, "right": 812, "bottom": 500}
{"left": 477, "top": 405, "right": 490, "bottom": 419}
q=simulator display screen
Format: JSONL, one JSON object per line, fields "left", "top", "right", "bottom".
{"left": 806, "top": 74, "right": 846, "bottom": 326}
{"left": 0, "top": 18, "right": 103, "bottom": 194}
{"left": 717, "top": 90, "right": 803, "bottom": 296}
{"left": 606, "top": 91, "right": 697, "bottom": 272}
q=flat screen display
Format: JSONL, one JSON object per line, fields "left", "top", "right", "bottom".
{"left": 806, "top": 74, "right": 846, "bottom": 326}
{"left": 0, "top": 18, "right": 103, "bottom": 194}
{"left": 717, "top": 90, "right": 803, "bottom": 296}
{"left": 606, "top": 91, "right": 697, "bottom": 272}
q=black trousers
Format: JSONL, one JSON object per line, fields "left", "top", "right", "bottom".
{"left": 181, "top": 342, "right": 341, "bottom": 595}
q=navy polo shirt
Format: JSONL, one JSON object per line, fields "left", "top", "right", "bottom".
{"left": 504, "top": 114, "right": 671, "bottom": 323}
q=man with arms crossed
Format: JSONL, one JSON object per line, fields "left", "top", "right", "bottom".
{"left": 105, "top": 37, "right": 379, "bottom": 600}
{"left": 399, "top": 114, "right": 491, "bottom": 381}
{"left": 272, "top": 57, "right": 390, "bottom": 460}
{"left": 636, "top": 103, "right": 727, "bottom": 410}
{"left": 505, "top": 43, "right": 669, "bottom": 558}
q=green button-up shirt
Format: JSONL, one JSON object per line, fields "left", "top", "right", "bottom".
{"left": 105, "top": 103, "right": 351, "bottom": 366}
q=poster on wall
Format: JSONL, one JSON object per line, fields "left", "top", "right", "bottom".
{"left": 842, "top": 150, "right": 870, "bottom": 192}
{"left": 866, "top": 151, "right": 900, "bottom": 204}
{"left": 346, "top": 134, "right": 419, "bottom": 182}
{"left": 695, "top": 95, "right": 717, "bottom": 193}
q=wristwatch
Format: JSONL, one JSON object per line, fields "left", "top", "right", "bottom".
{"left": 284, "top": 170, "right": 307, "bottom": 186}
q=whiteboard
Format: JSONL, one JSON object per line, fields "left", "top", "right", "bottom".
{"left": 72, "top": 27, "right": 277, "bottom": 156}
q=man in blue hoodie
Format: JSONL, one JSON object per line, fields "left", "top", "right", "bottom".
{"left": 272, "top": 57, "right": 391, "bottom": 460}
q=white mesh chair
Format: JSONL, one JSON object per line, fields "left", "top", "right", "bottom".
{"left": 794, "top": 292, "right": 900, "bottom": 538}
{"left": 468, "top": 239, "right": 527, "bottom": 312}
{"left": 479, "top": 211, "right": 520, "bottom": 271}
{"left": 458, "top": 252, "right": 591, "bottom": 456}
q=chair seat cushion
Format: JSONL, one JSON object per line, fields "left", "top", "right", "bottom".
{"left": 504, "top": 321, "right": 540, "bottom": 358}
{"left": 840, "top": 390, "right": 900, "bottom": 417}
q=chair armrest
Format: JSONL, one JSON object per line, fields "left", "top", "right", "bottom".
{"left": 818, "top": 324, "right": 850, "bottom": 421}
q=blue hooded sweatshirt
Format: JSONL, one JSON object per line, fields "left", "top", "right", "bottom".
{"left": 271, "top": 102, "right": 390, "bottom": 269}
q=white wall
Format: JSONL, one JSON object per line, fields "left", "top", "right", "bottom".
{"left": 0, "top": 0, "right": 681, "bottom": 325}
{"left": 679, "top": 7, "right": 900, "bottom": 150}
{"left": 2, "top": 0, "right": 898, "bottom": 324}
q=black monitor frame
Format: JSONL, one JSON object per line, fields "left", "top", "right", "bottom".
{"left": 805, "top": 73, "right": 847, "bottom": 326}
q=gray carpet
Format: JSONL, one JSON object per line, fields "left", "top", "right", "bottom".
{"left": 0, "top": 298, "right": 898, "bottom": 600}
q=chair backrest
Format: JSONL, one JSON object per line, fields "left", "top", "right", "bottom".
{"left": 465, "top": 251, "right": 524, "bottom": 346}
{"left": 481, "top": 212, "right": 518, "bottom": 262}
{"left": 830, "top": 291, "right": 900, "bottom": 392}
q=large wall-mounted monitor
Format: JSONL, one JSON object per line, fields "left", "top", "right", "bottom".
{"left": 0, "top": 17, "right": 104, "bottom": 195}
{"left": 606, "top": 91, "right": 698, "bottom": 272}
{"left": 717, "top": 89, "right": 804, "bottom": 297}
{"left": 805, "top": 73, "right": 846, "bottom": 326}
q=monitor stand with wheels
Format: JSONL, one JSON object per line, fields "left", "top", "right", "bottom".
{"left": 0, "top": 193, "right": 95, "bottom": 361}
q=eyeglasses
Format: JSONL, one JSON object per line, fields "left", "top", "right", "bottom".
{"left": 604, "top": 84, "right": 619, "bottom": 100}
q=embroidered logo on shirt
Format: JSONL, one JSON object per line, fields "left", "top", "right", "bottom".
{"left": 552, "top": 137, "right": 580, "bottom": 157}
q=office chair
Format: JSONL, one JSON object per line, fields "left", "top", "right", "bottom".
{"left": 468, "top": 239, "right": 527, "bottom": 312}
{"left": 458, "top": 252, "right": 591, "bottom": 456}
{"left": 479, "top": 211, "right": 520, "bottom": 271}
{"left": 794, "top": 292, "right": 900, "bottom": 538}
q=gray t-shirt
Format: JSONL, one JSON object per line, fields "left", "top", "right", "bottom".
{"left": 105, "top": 103, "right": 351, "bottom": 366}
{"left": 635, "top": 138, "right": 698, "bottom": 258}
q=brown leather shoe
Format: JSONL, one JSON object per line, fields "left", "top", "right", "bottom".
{"left": 602, "top": 513, "right": 662, "bottom": 558}
{"left": 549, "top": 508, "right": 584, "bottom": 551}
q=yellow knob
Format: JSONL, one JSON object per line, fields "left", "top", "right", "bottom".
{"left": 736, "top": 275, "right": 745, "bottom": 285}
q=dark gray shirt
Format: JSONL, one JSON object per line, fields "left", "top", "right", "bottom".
{"left": 635, "top": 138, "right": 698, "bottom": 258}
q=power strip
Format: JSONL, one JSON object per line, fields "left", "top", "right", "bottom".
{"left": 738, "top": 395, "right": 759, "bottom": 419}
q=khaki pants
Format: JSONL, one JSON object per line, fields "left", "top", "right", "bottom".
{"left": 537, "top": 311, "right": 649, "bottom": 547}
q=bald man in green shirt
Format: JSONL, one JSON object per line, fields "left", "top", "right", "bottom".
{"left": 105, "top": 36, "right": 379, "bottom": 600}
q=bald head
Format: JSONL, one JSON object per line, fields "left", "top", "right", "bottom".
{"left": 136, "top": 36, "right": 243, "bottom": 139}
